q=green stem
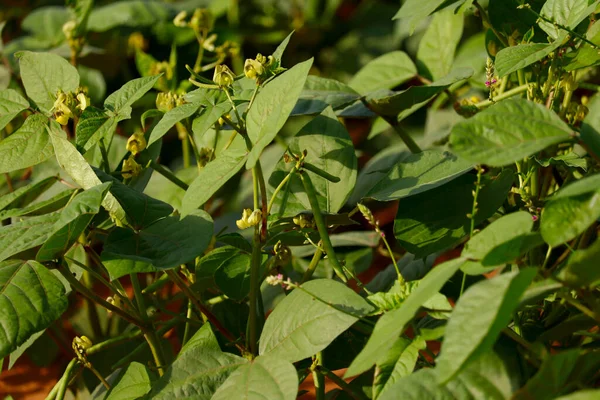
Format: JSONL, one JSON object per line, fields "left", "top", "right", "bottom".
{"left": 383, "top": 116, "right": 421, "bottom": 154}
{"left": 313, "top": 353, "right": 325, "bottom": 400}
{"left": 56, "top": 359, "right": 79, "bottom": 400}
{"left": 193, "top": 30, "right": 206, "bottom": 72}
{"left": 65, "top": 256, "right": 130, "bottom": 307}
{"left": 182, "top": 300, "right": 194, "bottom": 346}
{"left": 316, "top": 365, "right": 369, "bottom": 400}
{"left": 224, "top": 89, "right": 243, "bottom": 130}
{"left": 300, "top": 172, "right": 347, "bottom": 282}
{"left": 244, "top": 84, "right": 260, "bottom": 118}
{"left": 380, "top": 230, "right": 403, "bottom": 282}
{"left": 247, "top": 227, "right": 262, "bottom": 356}
{"left": 301, "top": 246, "right": 324, "bottom": 283}
{"left": 461, "top": 166, "right": 483, "bottom": 297}
{"left": 99, "top": 138, "right": 111, "bottom": 174}
{"left": 148, "top": 160, "right": 189, "bottom": 190}
{"left": 88, "top": 364, "right": 110, "bottom": 389}
{"left": 267, "top": 165, "right": 297, "bottom": 215}
{"left": 475, "top": 84, "right": 529, "bottom": 109}
{"left": 182, "top": 129, "right": 190, "bottom": 169}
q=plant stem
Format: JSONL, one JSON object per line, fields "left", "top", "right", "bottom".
{"left": 267, "top": 165, "right": 297, "bottom": 215}
{"left": 182, "top": 300, "right": 194, "bottom": 346}
{"left": 301, "top": 246, "right": 324, "bottom": 283}
{"left": 313, "top": 353, "right": 325, "bottom": 400}
{"left": 148, "top": 160, "right": 189, "bottom": 190}
{"left": 316, "top": 365, "right": 368, "bottom": 400}
{"left": 461, "top": 166, "right": 483, "bottom": 297}
{"left": 380, "top": 231, "right": 403, "bottom": 282}
{"left": 383, "top": 116, "right": 421, "bottom": 154}
{"left": 55, "top": 359, "right": 79, "bottom": 400}
{"left": 248, "top": 227, "right": 262, "bottom": 356}
{"left": 475, "top": 84, "right": 529, "bottom": 109}
{"left": 99, "top": 139, "right": 111, "bottom": 174}
{"left": 300, "top": 171, "right": 347, "bottom": 282}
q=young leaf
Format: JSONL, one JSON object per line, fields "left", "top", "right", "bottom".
{"left": 104, "top": 75, "right": 161, "bottom": 120}
{"left": 366, "top": 150, "right": 472, "bottom": 201}
{"left": 147, "top": 324, "right": 247, "bottom": 399}
{"left": 246, "top": 58, "right": 313, "bottom": 169}
{"left": 0, "top": 114, "right": 52, "bottom": 174}
{"left": 211, "top": 355, "right": 298, "bottom": 400}
{"left": 436, "top": 268, "right": 537, "bottom": 383}
{"left": 0, "top": 89, "right": 29, "bottom": 130}
{"left": 348, "top": 51, "right": 416, "bottom": 94}
{"left": 147, "top": 102, "right": 201, "bottom": 145}
{"left": 0, "top": 260, "right": 68, "bottom": 359}
{"left": 416, "top": 9, "right": 464, "bottom": 81}
{"left": 345, "top": 258, "right": 465, "bottom": 378}
{"left": 16, "top": 51, "right": 79, "bottom": 115}
{"left": 259, "top": 279, "right": 374, "bottom": 362}
{"left": 450, "top": 99, "right": 572, "bottom": 167}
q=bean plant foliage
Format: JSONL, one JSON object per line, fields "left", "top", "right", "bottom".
{"left": 2, "top": 0, "right": 600, "bottom": 399}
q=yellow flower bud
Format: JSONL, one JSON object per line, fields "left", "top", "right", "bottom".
{"left": 156, "top": 92, "right": 178, "bottom": 112}
{"left": 236, "top": 208, "right": 253, "bottom": 229}
{"left": 213, "top": 64, "right": 235, "bottom": 88}
{"left": 247, "top": 209, "right": 262, "bottom": 226}
{"left": 190, "top": 8, "right": 213, "bottom": 32}
{"left": 128, "top": 32, "right": 146, "bottom": 52}
{"left": 122, "top": 156, "right": 142, "bottom": 179}
{"left": 73, "top": 335, "right": 93, "bottom": 350}
{"left": 126, "top": 132, "right": 147, "bottom": 155}
{"left": 62, "top": 20, "right": 76, "bottom": 40}
{"left": 76, "top": 92, "right": 90, "bottom": 111}
{"left": 56, "top": 112, "right": 70, "bottom": 126}
{"left": 173, "top": 11, "right": 188, "bottom": 27}
{"left": 244, "top": 58, "right": 264, "bottom": 80}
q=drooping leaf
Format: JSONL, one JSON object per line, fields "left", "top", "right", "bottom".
{"left": 259, "top": 279, "right": 374, "bottom": 362}
{"left": 268, "top": 107, "right": 357, "bottom": 216}
{"left": 346, "top": 258, "right": 465, "bottom": 378}
{"left": 211, "top": 355, "right": 298, "bottom": 400}
{"left": 416, "top": 9, "right": 464, "bottom": 81}
{"left": 104, "top": 75, "right": 161, "bottom": 120}
{"left": 105, "top": 362, "right": 155, "bottom": 400}
{"left": 348, "top": 51, "right": 417, "bottom": 94}
{"left": 0, "top": 89, "right": 29, "bottom": 130}
{"left": 0, "top": 113, "right": 53, "bottom": 174}
{"left": 366, "top": 150, "right": 472, "bottom": 201}
{"left": 181, "top": 150, "right": 247, "bottom": 216}
{"left": 0, "top": 260, "right": 68, "bottom": 359}
{"left": 16, "top": 51, "right": 79, "bottom": 115}
{"left": 450, "top": 99, "right": 572, "bottom": 167}
{"left": 147, "top": 324, "right": 247, "bottom": 399}
{"left": 0, "top": 176, "right": 58, "bottom": 213}
{"left": 0, "top": 189, "right": 75, "bottom": 219}
{"left": 147, "top": 102, "right": 201, "bottom": 145}
{"left": 436, "top": 268, "right": 537, "bottom": 383}
{"left": 37, "top": 183, "right": 111, "bottom": 262}
{"left": 495, "top": 42, "right": 562, "bottom": 77}
{"left": 246, "top": 58, "right": 313, "bottom": 169}
{"left": 558, "top": 238, "right": 600, "bottom": 288}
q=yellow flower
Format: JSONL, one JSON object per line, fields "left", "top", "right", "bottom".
{"left": 213, "top": 64, "right": 235, "bottom": 88}
{"left": 244, "top": 58, "right": 264, "bottom": 80}
{"left": 122, "top": 156, "right": 142, "bottom": 179}
{"left": 76, "top": 92, "right": 90, "bottom": 111}
{"left": 173, "top": 11, "right": 188, "bottom": 27}
{"left": 236, "top": 209, "right": 261, "bottom": 229}
{"left": 126, "top": 132, "right": 147, "bottom": 155}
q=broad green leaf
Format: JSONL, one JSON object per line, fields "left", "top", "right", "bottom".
{"left": 556, "top": 390, "right": 600, "bottom": 400}
{"left": 373, "top": 336, "right": 426, "bottom": 399}
{"left": 0, "top": 89, "right": 29, "bottom": 130}
{"left": 16, "top": 51, "right": 79, "bottom": 115}
{"left": 104, "top": 75, "right": 161, "bottom": 120}
{"left": 538, "top": 0, "right": 598, "bottom": 41}
{"left": 259, "top": 279, "right": 374, "bottom": 362}
{"left": 292, "top": 76, "right": 360, "bottom": 116}
{"left": 393, "top": 0, "right": 448, "bottom": 32}
{"left": 20, "top": 6, "right": 68, "bottom": 44}
{"left": 348, "top": 51, "right": 416, "bottom": 94}
{"left": 37, "top": 183, "right": 111, "bottom": 262}
{"left": 0, "top": 176, "right": 58, "bottom": 212}
{"left": 105, "top": 362, "right": 154, "bottom": 400}
{"left": 95, "top": 168, "right": 173, "bottom": 230}
{"left": 147, "top": 324, "right": 247, "bottom": 399}
{"left": 0, "top": 213, "right": 61, "bottom": 262}
{"left": 378, "top": 350, "right": 514, "bottom": 400}
{"left": 181, "top": 150, "right": 247, "bottom": 216}
{"left": 48, "top": 121, "right": 125, "bottom": 222}
{"left": 580, "top": 94, "right": 600, "bottom": 157}
{"left": 147, "top": 102, "right": 201, "bottom": 145}
{"left": 0, "top": 114, "right": 53, "bottom": 174}
{"left": 88, "top": 0, "right": 170, "bottom": 32}
{"left": 394, "top": 171, "right": 514, "bottom": 258}
{"left": 0, "top": 260, "right": 68, "bottom": 359}
{"left": 196, "top": 246, "right": 242, "bottom": 291}
{"left": 366, "top": 150, "right": 472, "bottom": 201}
{"left": 75, "top": 106, "right": 118, "bottom": 152}
{"left": 268, "top": 107, "right": 357, "bottom": 216}
{"left": 211, "top": 355, "right": 298, "bottom": 400}
{"left": 450, "top": 99, "right": 572, "bottom": 167}
{"left": 346, "top": 258, "right": 465, "bottom": 378}
{"left": 416, "top": 9, "right": 464, "bottom": 81}
{"left": 102, "top": 210, "right": 213, "bottom": 280}
{"left": 495, "top": 41, "right": 562, "bottom": 77}
{"left": 436, "top": 268, "right": 537, "bottom": 383}
{"left": 558, "top": 238, "right": 600, "bottom": 287}
{"left": 190, "top": 101, "right": 231, "bottom": 139}
{"left": 0, "top": 189, "right": 74, "bottom": 219}
{"left": 367, "top": 68, "right": 473, "bottom": 119}
{"left": 462, "top": 211, "right": 540, "bottom": 265}
{"left": 246, "top": 58, "right": 313, "bottom": 169}
{"left": 213, "top": 247, "right": 251, "bottom": 300}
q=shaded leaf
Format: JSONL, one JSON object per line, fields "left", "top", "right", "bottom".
{"left": 213, "top": 247, "right": 252, "bottom": 300}
{"left": 495, "top": 42, "right": 562, "bottom": 77}
{"left": 292, "top": 76, "right": 360, "bottom": 116}
{"left": 75, "top": 106, "right": 117, "bottom": 152}
{"left": 0, "top": 89, "right": 29, "bottom": 130}
{"left": 558, "top": 237, "right": 600, "bottom": 287}
{"left": 0, "top": 213, "right": 61, "bottom": 262}
{"left": 106, "top": 362, "right": 155, "bottom": 400}
{"left": 348, "top": 51, "right": 416, "bottom": 94}
{"left": 0, "top": 113, "right": 53, "bottom": 174}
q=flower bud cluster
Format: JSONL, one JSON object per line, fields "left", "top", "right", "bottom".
{"left": 236, "top": 208, "right": 262, "bottom": 230}
{"left": 174, "top": 9, "right": 214, "bottom": 34}
{"left": 126, "top": 132, "right": 147, "bottom": 156}
{"left": 72, "top": 336, "right": 93, "bottom": 365}
{"left": 213, "top": 64, "right": 235, "bottom": 88}
{"left": 156, "top": 92, "right": 185, "bottom": 113}
{"left": 122, "top": 156, "right": 142, "bottom": 180}
{"left": 293, "top": 213, "right": 315, "bottom": 229}
{"left": 244, "top": 53, "right": 284, "bottom": 84}
{"left": 52, "top": 88, "right": 90, "bottom": 125}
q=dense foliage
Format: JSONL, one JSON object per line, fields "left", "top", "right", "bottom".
{"left": 1, "top": 0, "right": 600, "bottom": 399}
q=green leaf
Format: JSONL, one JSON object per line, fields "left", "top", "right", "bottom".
{"left": 450, "top": 99, "right": 572, "bottom": 167}
{"left": 246, "top": 58, "right": 313, "bottom": 169}
{"left": 393, "top": 171, "right": 514, "bottom": 258}
{"left": 558, "top": 238, "right": 600, "bottom": 287}
{"left": 181, "top": 150, "right": 247, "bottom": 216}
{"left": 416, "top": 9, "right": 464, "bottom": 81}
{"left": 259, "top": 279, "right": 374, "bottom": 362}
{"left": 348, "top": 51, "right": 417, "bottom": 94}
{"left": 535, "top": 152, "right": 588, "bottom": 171}
{"left": 367, "top": 68, "right": 473, "bottom": 119}
{"left": 0, "top": 260, "right": 68, "bottom": 359}
{"left": 37, "top": 183, "right": 111, "bottom": 262}
{"left": 20, "top": 6, "right": 69, "bottom": 44}
{"left": 0, "top": 189, "right": 75, "bottom": 219}
{"left": 462, "top": 211, "right": 540, "bottom": 265}
{"left": 436, "top": 268, "right": 537, "bottom": 383}
{"left": 366, "top": 150, "right": 472, "bottom": 201}
{"left": 104, "top": 75, "right": 161, "bottom": 120}
{"left": 555, "top": 390, "right": 600, "bottom": 400}
{"left": 106, "top": 362, "right": 154, "bottom": 400}
{"left": 95, "top": 168, "right": 173, "bottom": 230}
{"left": 211, "top": 355, "right": 298, "bottom": 400}
{"left": 0, "top": 89, "right": 29, "bottom": 130}
{"left": 102, "top": 210, "right": 213, "bottom": 280}
{"left": 190, "top": 101, "right": 231, "bottom": 139}
{"left": 75, "top": 106, "right": 118, "bottom": 152}
{"left": 292, "top": 76, "right": 360, "bottom": 116}
{"left": 196, "top": 246, "right": 239, "bottom": 291}
{"left": 147, "top": 324, "right": 247, "bottom": 399}
{"left": 88, "top": 0, "right": 171, "bottom": 32}
{"left": 393, "top": 0, "right": 448, "bottom": 32}
{"left": 147, "top": 102, "right": 201, "bottom": 145}
{"left": 213, "top": 247, "right": 251, "bottom": 301}
{"left": 0, "top": 213, "right": 61, "bottom": 262}
{"left": 345, "top": 258, "right": 465, "bottom": 378}
{"left": 580, "top": 94, "right": 600, "bottom": 157}
{"left": 16, "top": 51, "right": 79, "bottom": 115}
{"left": 0, "top": 176, "right": 58, "bottom": 212}
{"left": 0, "top": 114, "right": 53, "bottom": 174}
{"left": 538, "top": 0, "right": 598, "bottom": 41}
{"left": 268, "top": 107, "right": 357, "bottom": 216}
{"left": 495, "top": 41, "right": 562, "bottom": 77}
{"left": 373, "top": 336, "right": 426, "bottom": 399}
{"left": 272, "top": 31, "right": 294, "bottom": 62}
{"left": 78, "top": 65, "right": 106, "bottom": 104}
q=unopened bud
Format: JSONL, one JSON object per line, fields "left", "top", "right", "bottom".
{"left": 126, "top": 132, "right": 147, "bottom": 155}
